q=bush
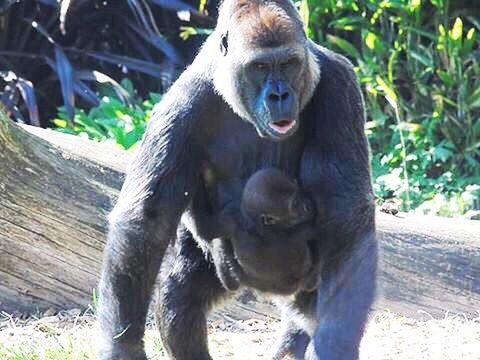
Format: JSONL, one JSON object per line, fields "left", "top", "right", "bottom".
{"left": 299, "top": 0, "right": 480, "bottom": 216}
{"left": 50, "top": 0, "right": 479, "bottom": 217}
{"left": 53, "top": 79, "right": 160, "bottom": 150}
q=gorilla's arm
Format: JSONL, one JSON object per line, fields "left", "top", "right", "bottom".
{"left": 189, "top": 184, "right": 238, "bottom": 240}
{"left": 301, "top": 45, "right": 377, "bottom": 360}
{"left": 97, "top": 68, "right": 215, "bottom": 359}
{"left": 188, "top": 190, "right": 242, "bottom": 291}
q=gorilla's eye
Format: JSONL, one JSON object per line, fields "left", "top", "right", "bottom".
{"left": 253, "top": 61, "right": 269, "bottom": 70}
{"left": 280, "top": 58, "right": 299, "bottom": 69}
{"left": 261, "top": 214, "right": 278, "bottom": 225}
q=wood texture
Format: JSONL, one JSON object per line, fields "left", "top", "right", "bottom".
{"left": 0, "top": 115, "right": 124, "bottom": 312}
{"left": 0, "top": 113, "right": 479, "bottom": 319}
{"left": 378, "top": 214, "right": 479, "bottom": 317}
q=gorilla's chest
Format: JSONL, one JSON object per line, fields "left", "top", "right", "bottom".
{"left": 202, "top": 117, "right": 305, "bottom": 206}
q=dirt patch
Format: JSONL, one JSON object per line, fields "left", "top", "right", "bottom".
{"left": 0, "top": 309, "right": 478, "bottom": 359}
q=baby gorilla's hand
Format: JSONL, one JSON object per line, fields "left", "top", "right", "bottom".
{"left": 211, "top": 238, "right": 243, "bottom": 291}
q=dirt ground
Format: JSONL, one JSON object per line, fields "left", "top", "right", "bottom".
{"left": 0, "top": 308, "right": 479, "bottom": 360}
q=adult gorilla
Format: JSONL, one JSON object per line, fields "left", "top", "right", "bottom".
{"left": 97, "top": 0, "right": 377, "bottom": 359}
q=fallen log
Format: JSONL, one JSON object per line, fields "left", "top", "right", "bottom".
{"left": 0, "top": 112, "right": 479, "bottom": 318}
{"left": 0, "top": 112, "right": 122, "bottom": 312}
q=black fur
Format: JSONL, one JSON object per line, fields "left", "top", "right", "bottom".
{"left": 187, "top": 167, "right": 316, "bottom": 293}
{"left": 156, "top": 225, "right": 227, "bottom": 360}
{"left": 97, "top": 1, "right": 377, "bottom": 359}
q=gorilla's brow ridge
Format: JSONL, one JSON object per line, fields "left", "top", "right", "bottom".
{"left": 241, "top": 45, "right": 305, "bottom": 64}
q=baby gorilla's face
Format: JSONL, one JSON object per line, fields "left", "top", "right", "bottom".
{"left": 260, "top": 190, "right": 314, "bottom": 229}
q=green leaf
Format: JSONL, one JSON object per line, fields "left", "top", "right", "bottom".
{"left": 387, "top": 50, "right": 399, "bottom": 83}
{"left": 403, "top": 26, "right": 436, "bottom": 41}
{"left": 411, "top": 0, "right": 421, "bottom": 10}
{"left": 436, "top": 70, "right": 454, "bottom": 87}
{"left": 329, "top": 16, "right": 365, "bottom": 31}
{"left": 450, "top": 17, "right": 463, "bottom": 42}
{"left": 430, "top": 0, "right": 444, "bottom": 8}
{"left": 179, "top": 26, "right": 213, "bottom": 40}
{"left": 376, "top": 76, "right": 398, "bottom": 109}
{"left": 326, "top": 35, "right": 360, "bottom": 59}
{"left": 464, "top": 28, "right": 476, "bottom": 54}
{"left": 409, "top": 50, "right": 432, "bottom": 67}
{"left": 299, "top": 0, "right": 309, "bottom": 34}
{"left": 52, "top": 118, "right": 68, "bottom": 128}
{"left": 365, "top": 32, "right": 379, "bottom": 50}
{"left": 198, "top": 0, "right": 207, "bottom": 12}
{"left": 468, "top": 87, "right": 480, "bottom": 109}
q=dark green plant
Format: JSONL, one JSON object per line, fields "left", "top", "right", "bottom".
{"left": 298, "top": 0, "right": 479, "bottom": 215}
{"left": 46, "top": 0, "right": 479, "bottom": 217}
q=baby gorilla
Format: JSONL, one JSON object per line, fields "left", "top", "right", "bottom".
{"left": 191, "top": 168, "right": 317, "bottom": 294}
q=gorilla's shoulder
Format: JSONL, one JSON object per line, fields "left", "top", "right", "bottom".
{"left": 308, "top": 41, "right": 358, "bottom": 85}
{"left": 306, "top": 41, "right": 366, "bottom": 128}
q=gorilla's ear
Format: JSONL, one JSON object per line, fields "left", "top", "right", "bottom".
{"left": 220, "top": 32, "right": 229, "bottom": 56}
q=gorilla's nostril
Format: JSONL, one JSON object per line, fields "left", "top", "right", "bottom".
{"left": 269, "top": 92, "right": 289, "bottom": 102}
{"left": 269, "top": 93, "right": 280, "bottom": 102}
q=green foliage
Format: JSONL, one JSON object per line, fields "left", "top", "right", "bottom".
{"left": 298, "top": 0, "right": 480, "bottom": 216}
{"left": 51, "top": 0, "right": 479, "bottom": 218}
{"left": 53, "top": 79, "right": 160, "bottom": 150}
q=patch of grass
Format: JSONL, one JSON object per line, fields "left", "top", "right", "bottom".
{"left": 1, "top": 310, "right": 479, "bottom": 359}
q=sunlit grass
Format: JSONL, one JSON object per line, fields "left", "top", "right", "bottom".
{"left": 0, "top": 310, "right": 479, "bottom": 359}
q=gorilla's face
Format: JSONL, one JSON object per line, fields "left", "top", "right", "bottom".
{"left": 239, "top": 47, "right": 304, "bottom": 141}
{"left": 213, "top": 4, "right": 320, "bottom": 142}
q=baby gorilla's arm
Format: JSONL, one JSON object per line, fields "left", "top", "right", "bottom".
{"left": 211, "top": 237, "right": 243, "bottom": 291}
{"left": 190, "top": 187, "right": 243, "bottom": 291}
{"left": 208, "top": 201, "right": 244, "bottom": 291}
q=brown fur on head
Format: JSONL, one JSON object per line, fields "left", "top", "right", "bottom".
{"left": 212, "top": 0, "right": 320, "bottom": 141}
{"left": 231, "top": 0, "right": 304, "bottom": 48}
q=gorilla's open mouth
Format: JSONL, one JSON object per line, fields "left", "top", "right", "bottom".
{"left": 268, "top": 119, "right": 296, "bottom": 134}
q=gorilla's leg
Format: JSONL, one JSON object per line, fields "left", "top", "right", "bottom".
{"left": 271, "top": 319, "right": 310, "bottom": 360}
{"left": 156, "top": 226, "right": 229, "bottom": 360}
{"left": 310, "top": 232, "right": 377, "bottom": 360}
{"left": 271, "top": 291, "right": 317, "bottom": 360}
{"left": 97, "top": 210, "right": 170, "bottom": 360}
{"left": 97, "top": 138, "right": 201, "bottom": 359}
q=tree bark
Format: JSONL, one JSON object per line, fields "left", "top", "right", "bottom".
{"left": 0, "top": 112, "right": 479, "bottom": 318}
{"left": 0, "top": 113, "right": 124, "bottom": 312}
{"left": 378, "top": 214, "right": 479, "bottom": 318}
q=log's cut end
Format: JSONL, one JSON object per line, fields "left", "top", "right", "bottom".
{"left": 0, "top": 111, "right": 125, "bottom": 312}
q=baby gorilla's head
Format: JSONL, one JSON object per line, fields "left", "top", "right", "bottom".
{"left": 241, "top": 168, "right": 314, "bottom": 229}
